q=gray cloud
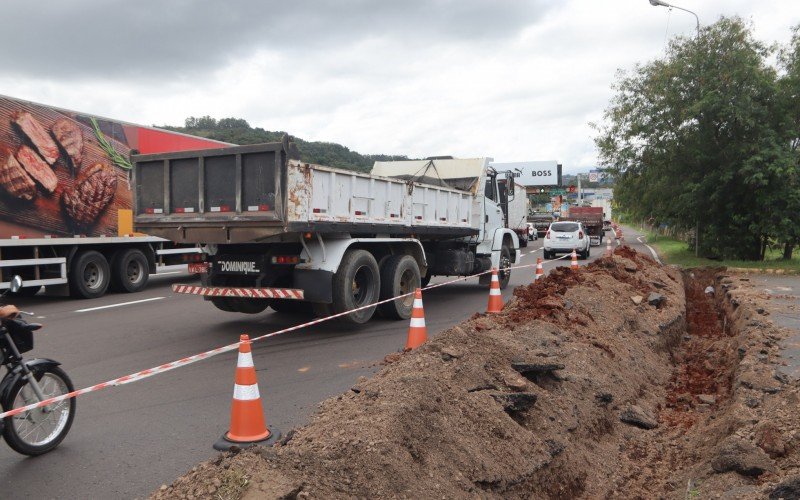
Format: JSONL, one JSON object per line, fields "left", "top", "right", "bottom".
{"left": 0, "top": 0, "right": 555, "bottom": 80}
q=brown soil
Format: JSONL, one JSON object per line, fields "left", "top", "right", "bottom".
{"left": 151, "top": 249, "right": 800, "bottom": 499}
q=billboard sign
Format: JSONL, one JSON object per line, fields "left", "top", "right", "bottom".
{"left": 0, "top": 95, "right": 227, "bottom": 238}
{"left": 490, "top": 161, "right": 561, "bottom": 187}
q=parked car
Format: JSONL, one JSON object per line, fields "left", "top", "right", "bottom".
{"left": 526, "top": 223, "right": 538, "bottom": 241}
{"left": 543, "top": 221, "right": 590, "bottom": 260}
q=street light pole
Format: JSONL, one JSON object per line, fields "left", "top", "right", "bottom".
{"left": 648, "top": 0, "right": 702, "bottom": 255}
{"left": 648, "top": 0, "right": 700, "bottom": 36}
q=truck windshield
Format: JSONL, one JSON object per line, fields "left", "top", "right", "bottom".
{"left": 551, "top": 222, "right": 579, "bottom": 232}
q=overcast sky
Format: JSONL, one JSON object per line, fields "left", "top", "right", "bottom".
{"left": 1, "top": 0, "right": 797, "bottom": 174}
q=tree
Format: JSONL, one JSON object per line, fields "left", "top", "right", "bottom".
{"left": 775, "top": 25, "right": 800, "bottom": 259}
{"left": 594, "top": 17, "right": 793, "bottom": 260}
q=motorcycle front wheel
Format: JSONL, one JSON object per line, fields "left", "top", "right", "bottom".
{"left": 2, "top": 366, "right": 76, "bottom": 456}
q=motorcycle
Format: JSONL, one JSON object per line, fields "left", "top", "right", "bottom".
{"left": 0, "top": 275, "right": 75, "bottom": 456}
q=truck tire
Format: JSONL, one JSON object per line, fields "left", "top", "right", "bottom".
{"left": 110, "top": 249, "right": 150, "bottom": 293}
{"left": 581, "top": 245, "right": 590, "bottom": 260}
{"left": 270, "top": 299, "right": 312, "bottom": 315}
{"left": 498, "top": 246, "right": 511, "bottom": 290}
{"left": 210, "top": 297, "right": 237, "bottom": 312}
{"left": 332, "top": 249, "right": 380, "bottom": 324}
{"left": 69, "top": 251, "right": 110, "bottom": 299}
{"left": 377, "top": 255, "right": 421, "bottom": 320}
{"left": 227, "top": 298, "right": 270, "bottom": 314}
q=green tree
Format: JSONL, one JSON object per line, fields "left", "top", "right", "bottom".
{"left": 775, "top": 25, "right": 800, "bottom": 259}
{"left": 595, "top": 17, "right": 793, "bottom": 260}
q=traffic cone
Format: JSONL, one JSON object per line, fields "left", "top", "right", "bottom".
{"left": 405, "top": 289, "right": 427, "bottom": 350}
{"left": 606, "top": 239, "right": 612, "bottom": 257}
{"left": 571, "top": 249, "right": 579, "bottom": 270}
{"left": 534, "top": 257, "right": 544, "bottom": 281}
{"left": 486, "top": 268, "right": 503, "bottom": 313}
{"left": 214, "top": 334, "right": 280, "bottom": 451}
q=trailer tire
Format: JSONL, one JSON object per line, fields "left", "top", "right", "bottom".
{"left": 377, "top": 255, "right": 421, "bottom": 320}
{"left": 110, "top": 249, "right": 150, "bottom": 293}
{"left": 69, "top": 251, "right": 110, "bottom": 299}
{"left": 332, "top": 249, "right": 380, "bottom": 324}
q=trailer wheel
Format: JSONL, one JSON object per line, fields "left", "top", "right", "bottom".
{"left": 377, "top": 255, "right": 421, "bottom": 320}
{"left": 332, "top": 249, "right": 380, "bottom": 324}
{"left": 110, "top": 249, "right": 150, "bottom": 293}
{"left": 69, "top": 251, "right": 110, "bottom": 299}
{"left": 498, "top": 246, "right": 511, "bottom": 290}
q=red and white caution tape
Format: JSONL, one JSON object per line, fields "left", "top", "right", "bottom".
{"left": 0, "top": 248, "right": 585, "bottom": 420}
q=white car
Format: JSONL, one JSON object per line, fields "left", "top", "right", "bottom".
{"left": 526, "top": 223, "right": 538, "bottom": 241}
{"left": 543, "top": 221, "right": 590, "bottom": 260}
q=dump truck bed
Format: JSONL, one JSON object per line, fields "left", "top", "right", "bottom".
{"left": 133, "top": 142, "right": 482, "bottom": 244}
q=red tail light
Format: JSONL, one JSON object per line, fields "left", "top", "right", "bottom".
{"left": 545, "top": 230, "right": 551, "bottom": 239}
{"left": 578, "top": 231, "right": 584, "bottom": 239}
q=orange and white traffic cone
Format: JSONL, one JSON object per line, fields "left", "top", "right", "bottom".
{"left": 405, "top": 289, "right": 427, "bottom": 350}
{"left": 534, "top": 257, "right": 544, "bottom": 281}
{"left": 214, "top": 334, "right": 280, "bottom": 451}
{"left": 486, "top": 268, "right": 503, "bottom": 313}
{"left": 571, "top": 249, "right": 579, "bottom": 270}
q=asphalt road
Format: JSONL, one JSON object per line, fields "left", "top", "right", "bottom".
{"left": 0, "top": 228, "right": 652, "bottom": 498}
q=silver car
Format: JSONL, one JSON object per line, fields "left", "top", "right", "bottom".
{"left": 543, "top": 221, "right": 590, "bottom": 260}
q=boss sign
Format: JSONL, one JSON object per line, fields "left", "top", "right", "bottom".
{"left": 490, "top": 161, "right": 561, "bottom": 187}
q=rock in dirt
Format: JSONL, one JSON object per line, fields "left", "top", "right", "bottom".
{"left": 511, "top": 361, "right": 565, "bottom": 375}
{"left": 711, "top": 437, "right": 775, "bottom": 477}
{"left": 619, "top": 405, "right": 658, "bottom": 430}
{"left": 769, "top": 475, "right": 800, "bottom": 500}
{"left": 631, "top": 295, "right": 644, "bottom": 305}
{"left": 490, "top": 392, "right": 538, "bottom": 413}
{"left": 698, "top": 394, "right": 716, "bottom": 405}
{"left": 647, "top": 292, "right": 665, "bottom": 307}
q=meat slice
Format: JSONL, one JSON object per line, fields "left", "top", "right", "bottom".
{"left": 0, "top": 147, "right": 36, "bottom": 201}
{"left": 51, "top": 118, "right": 83, "bottom": 169}
{"left": 11, "top": 111, "right": 60, "bottom": 165}
{"left": 16, "top": 145, "right": 58, "bottom": 193}
{"left": 62, "top": 163, "right": 117, "bottom": 226}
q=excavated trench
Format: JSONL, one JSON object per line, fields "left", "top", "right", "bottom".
{"left": 153, "top": 254, "right": 798, "bottom": 500}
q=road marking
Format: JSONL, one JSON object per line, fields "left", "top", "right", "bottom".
{"left": 637, "top": 236, "right": 663, "bottom": 264}
{"left": 297, "top": 366, "right": 310, "bottom": 373}
{"left": 75, "top": 297, "right": 165, "bottom": 313}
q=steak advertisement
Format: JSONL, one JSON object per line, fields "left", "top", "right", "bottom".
{"left": 0, "top": 96, "right": 225, "bottom": 238}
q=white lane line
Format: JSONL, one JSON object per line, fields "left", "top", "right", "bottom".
{"left": 75, "top": 296, "right": 165, "bottom": 313}
{"left": 637, "top": 236, "right": 663, "bottom": 264}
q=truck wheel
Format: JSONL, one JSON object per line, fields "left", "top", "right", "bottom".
{"left": 270, "top": 299, "right": 312, "bottom": 315}
{"left": 519, "top": 237, "right": 528, "bottom": 248}
{"left": 69, "top": 251, "right": 110, "bottom": 299}
{"left": 332, "top": 249, "right": 380, "bottom": 324}
{"left": 211, "top": 297, "right": 237, "bottom": 312}
{"left": 110, "top": 249, "right": 150, "bottom": 293}
{"left": 582, "top": 246, "right": 590, "bottom": 260}
{"left": 377, "top": 255, "right": 421, "bottom": 320}
{"left": 497, "top": 246, "right": 512, "bottom": 290}
{"left": 227, "top": 298, "right": 269, "bottom": 314}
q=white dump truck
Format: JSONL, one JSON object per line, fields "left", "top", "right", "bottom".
{"left": 132, "top": 140, "right": 520, "bottom": 323}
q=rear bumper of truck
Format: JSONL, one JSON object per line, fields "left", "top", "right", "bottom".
{"left": 172, "top": 284, "right": 304, "bottom": 300}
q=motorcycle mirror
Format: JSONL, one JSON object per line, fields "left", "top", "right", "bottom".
{"left": 9, "top": 275, "right": 23, "bottom": 294}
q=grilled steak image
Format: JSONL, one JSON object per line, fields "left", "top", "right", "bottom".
{"left": 51, "top": 118, "right": 83, "bottom": 169}
{"left": 0, "top": 147, "right": 37, "bottom": 201}
{"left": 15, "top": 145, "right": 58, "bottom": 193}
{"left": 11, "top": 111, "right": 60, "bottom": 165}
{"left": 62, "top": 163, "right": 117, "bottom": 226}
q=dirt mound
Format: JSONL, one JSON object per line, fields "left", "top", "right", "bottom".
{"left": 153, "top": 248, "right": 689, "bottom": 499}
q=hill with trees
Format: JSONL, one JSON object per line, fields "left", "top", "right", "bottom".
{"left": 160, "top": 117, "right": 410, "bottom": 172}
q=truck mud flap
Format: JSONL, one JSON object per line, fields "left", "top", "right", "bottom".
{"left": 293, "top": 269, "right": 333, "bottom": 303}
{"left": 172, "top": 284, "right": 303, "bottom": 299}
